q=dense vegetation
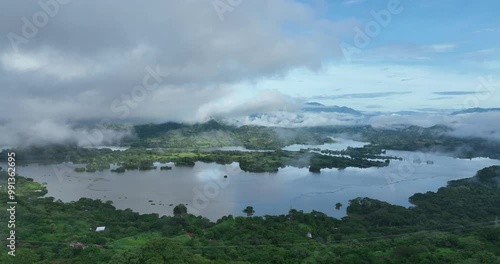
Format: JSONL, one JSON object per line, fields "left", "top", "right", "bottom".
{"left": 1, "top": 144, "right": 395, "bottom": 173}
{"left": 1, "top": 166, "right": 499, "bottom": 263}
{"left": 130, "top": 120, "right": 334, "bottom": 150}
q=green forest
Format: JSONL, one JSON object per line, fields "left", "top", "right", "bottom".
{"left": 129, "top": 120, "right": 335, "bottom": 150}
{"left": 1, "top": 166, "right": 499, "bottom": 263}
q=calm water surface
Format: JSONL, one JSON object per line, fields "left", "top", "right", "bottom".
{"left": 7, "top": 140, "right": 499, "bottom": 221}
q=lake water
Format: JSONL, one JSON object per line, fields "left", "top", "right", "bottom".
{"left": 282, "top": 138, "right": 369, "bottom": 151}
{"left": 5, "top": 141, "right": 499, "bottom": 221}
{"left": 83, "top": 146, "right": 129, "bottom": 151}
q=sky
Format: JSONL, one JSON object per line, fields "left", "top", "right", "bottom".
{"left": 236, "top": 0, "right": 500, "bottom": 111}
{"left": 1, "top": 0, "right": 499, "bottom": 145}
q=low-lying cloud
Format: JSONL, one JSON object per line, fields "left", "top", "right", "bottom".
{"left": 225, "top": 110, "right": 500, "bottom": 143}
{"left": 0, "top": 119, "right": 133, "bottom": 147}
{"left": 433, "top": 91, "right": 484, "bottom": 96}
{"left": 367, "top": 111, "right": 500, "bottom": 142}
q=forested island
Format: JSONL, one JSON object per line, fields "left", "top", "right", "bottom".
{"left": 3, "top": 144, "right": 396, "bottom": 173}
{"left": 1, "top": 166, "right": 499, "bottom": 263}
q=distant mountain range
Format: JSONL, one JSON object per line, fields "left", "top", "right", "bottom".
{"left": 302, "top": 103, "right": 435, "bottom": 116}
{"left": 302, "top": 104, "right": 500, "bottom": 117}
{"left": 451, "top": 108, "right": 500, "bottom": 115}
{"left": 302, "top": 102, "right": 363, "bottom": 116}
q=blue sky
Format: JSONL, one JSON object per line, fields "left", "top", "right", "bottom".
{"left": 240, "top": 0, "right": 500, "bottom": 111}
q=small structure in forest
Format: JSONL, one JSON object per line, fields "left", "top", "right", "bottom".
{"left": 70, "top": 242, "right": 87, "bottom": 248}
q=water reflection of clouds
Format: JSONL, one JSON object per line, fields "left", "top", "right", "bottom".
{"left": 282, "top": 138, "right": 369, "bottom": 152}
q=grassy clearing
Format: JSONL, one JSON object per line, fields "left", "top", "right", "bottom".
{"left": 112, "top": 232, "right": 162, "bottom": 250}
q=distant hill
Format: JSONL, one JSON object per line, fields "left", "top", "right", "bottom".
{"left": 452, "top": 108, "right": 500, "bottom": 115}
{"left": 302, "top": 103, "right": 363, "bottom": 116}
{"left": 449, "top": 165, "right": 500, "bottom": 187}
{"left": 133, "top": 120, "right": 228, "bottom": 139}
{"left": 304, "top": 102, "right": 325, "bottom": 107}
{"left": 129, "top": 119, "right": 334, "bottom": 149}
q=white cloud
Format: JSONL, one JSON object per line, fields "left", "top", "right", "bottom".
{"left": 1, "top": 52, "right": 42, "bottom": 71}
{"left": 1, "top": 49, "right": 102, "bottom": 80}
{"left": 196, "top": 90, "right": 304, "bottom": 122}
{"left": 423, "top": 43, "right": 456, "bottom": 53}
{"left": 225, "top": 111, "right": 362, "bottom": 127}
{"left": 367, "top": 112, "right": 500, "bottom": 142}
{"left": 0, "top": 119, "right": 133, "bottom": 147}
{"left": 475, "top": 28, "right": 500, "bottom": 33}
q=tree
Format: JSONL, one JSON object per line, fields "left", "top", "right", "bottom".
{"left": 173, "top": 204, "right": 187, "bottom": 217}
{"left": 243, "top": 206, "right": 255, "bottom": 217}
{"left": 335, "top": 202, "right": 342, "bottom": 210}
